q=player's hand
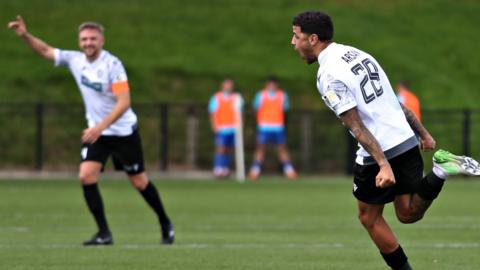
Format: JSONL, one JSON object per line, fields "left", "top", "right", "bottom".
{"left": 420, "top": 133, "right": 436, "bottom": 152}
{"left": 375, "top": 163, "right": 395, "bottom": 188}
{"left": 82, "top": 126, "right": 103, "bottom": 144}
{"left": 7, "top": 15, "right": 27, "bottom": 37}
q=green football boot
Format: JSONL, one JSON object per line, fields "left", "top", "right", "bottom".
{"left": 433, "top": 149, "right": 480, "bottom": 176}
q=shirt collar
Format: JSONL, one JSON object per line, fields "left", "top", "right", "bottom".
{"left": 84, "top": 50, "right": 105, "bottom": 65}
{"left": 317, "top": 42, "right": 336, "bottom": 66}
{"left": 221, "top": 90, "right": 232, "bottom": 97}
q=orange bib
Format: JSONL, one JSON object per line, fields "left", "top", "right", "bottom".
{"left": 257, "top": 90, "right": 285, "bottom": 127}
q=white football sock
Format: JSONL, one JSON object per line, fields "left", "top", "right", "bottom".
{"left": 433, "top": 165, "right": 449, "bottom": 180}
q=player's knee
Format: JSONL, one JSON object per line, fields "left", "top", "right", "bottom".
{"left": 396, "top": 213, "right": 423, "bottom": 224}
{"left": 256, "top": 144, "right": 266, "bottom": 151}
{"left": 78, "top": 172, "right": 97, "bottom": 185}
{"left": 358, "top": 211, "right": 377, "bottom": 230}
{"left": 129, "top": 175, "right": 148, "bottom": 190}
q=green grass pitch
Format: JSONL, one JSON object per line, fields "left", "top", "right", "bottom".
{"left": 0, "top": 178, "right": 479, "bottom": 269}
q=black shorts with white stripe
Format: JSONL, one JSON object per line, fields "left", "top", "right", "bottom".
{"left": 81, "top": 129, "right": 145, "bottom": 175}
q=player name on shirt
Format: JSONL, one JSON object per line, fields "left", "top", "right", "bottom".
{"left": 341, "top": 49, "right": 361, "bottom": 64}
{"left": 316, "top": 43, "right": 417, "bottom": 165}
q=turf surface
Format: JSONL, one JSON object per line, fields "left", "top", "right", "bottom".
{"left": 0, "top": 177, "right": 479, "bottom": 269}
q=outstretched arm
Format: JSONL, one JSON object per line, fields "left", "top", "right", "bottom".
{"left": 340, "top": 108, "right": 395, "bottom": 188}
{"left": 400, "top": 103, "right": 436, "bottom": 151}
{"left": 7, "top": 15, "right": 55, "bottom": 61}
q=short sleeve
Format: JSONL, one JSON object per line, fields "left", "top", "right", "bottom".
{"left": 53, "top": 49, "right": 79, "bottom": 67}
{"left": 322, "top": 78, "right": 357, "bottom": 116}
{"left": 397, "top": 94, "right": 404, "bottom": 104}
{"left": 208, "top": 96, "right": 218, "bottom": 113}
{"left": 236, "top": 94, "right": 244, "bottom": 111}
{"left": 109, "top": 58, "right": 129, "bottom": 93}
{"left": 253, "top": 92, "right": 261, "bottom": 110}
{"left": 109, "top": 59, "right": 128, "bottom": 83}
{"left": 283, "top": 92, "right": 290, "bottom": 111}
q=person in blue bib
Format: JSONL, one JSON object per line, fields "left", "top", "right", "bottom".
{"left": 208, "top": 78, "right": 243, "bottom": 178}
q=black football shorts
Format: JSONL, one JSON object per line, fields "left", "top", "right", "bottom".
{"left": 81, "top": 129, "right": 145, "bottom": 175}
{"left": 352, "top": 146, "right": 423, "bottom": 204}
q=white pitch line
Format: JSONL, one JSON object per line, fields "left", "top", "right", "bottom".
{"left": 0, "top": 242, "right": 478, "bottom": 250}
{"left": 0, "top": 227, "right": 30, "bottom": 232}
{"left": 398, "top": 224, "right": 480, "bottom": 230}
{"left": 0, "top": 243, "right": 345, "bottom": 250}
{"left": 413, "top": 243, "right": 480, "bottom": 249}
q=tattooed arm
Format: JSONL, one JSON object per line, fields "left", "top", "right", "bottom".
{"left": 340, "top": 108, "right": 395, "bottom": 188}
{"left": 400, "top": 104, "right": 436, "bottom": 151}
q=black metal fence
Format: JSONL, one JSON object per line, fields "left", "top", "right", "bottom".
{"left": 0, "top": 102, "right": 478, "bottom": 174}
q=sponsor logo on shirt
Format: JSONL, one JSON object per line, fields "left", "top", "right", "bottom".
{"left": 81, "top": 75, "right": 103, "bottom": 92}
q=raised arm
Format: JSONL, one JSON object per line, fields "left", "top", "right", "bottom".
{"left": 340, "top": 108, "right": 395, "bottom": 188}
{"left": 400, "top": 103, "right": 436, "bottom": 151}
{"left": 7, "top": 15, "right": 55, "bottom": 61}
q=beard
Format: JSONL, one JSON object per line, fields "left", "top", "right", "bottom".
{"left": 296, "top": 47, "right": 317, "bottom": 65}
{"left": 303, "top": 47, "right": 317, "bottom": 65}
{"left": 306, "top": 55, "right": 317, "bottom": 65}
{"left": 83, "top": 46, "right": 99, "bottom": 57}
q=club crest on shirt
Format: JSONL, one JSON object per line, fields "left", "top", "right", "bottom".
{"left": 114, "top": 73, "right": 127, "bottom": 82}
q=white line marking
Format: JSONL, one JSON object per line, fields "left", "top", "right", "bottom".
{"left": 0, "top": 227, "right": 30, "bottom": 232}
{"left": 0, "top": 242, "right": 478, "bottom": 250}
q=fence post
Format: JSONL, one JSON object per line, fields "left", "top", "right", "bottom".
{"left": 186, "top": 105, "right": 198, "bottom": 169}
{"left": 159, "top": 103, "right": 169, "bottom": 171}
{"left": 300, "top": 112, "right": 312, "bottom": 172}
{"left": 462, "top": 109, "right": 471, "bottom": 156}
{"left": 35, "top": 102, "right": 44, "bottom": 171}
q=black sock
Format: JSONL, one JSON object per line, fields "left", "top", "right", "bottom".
{"left": 417, "top": 171, "right": 444, "bottom": 200}
{"left": 381, "top": 245, "right": 412, "bottom": 270}
{"left": 82, "top": 183, "right": 110, "bottom": 235}
{"left": 140, "top": 182, "right": 171, "bottom": 226}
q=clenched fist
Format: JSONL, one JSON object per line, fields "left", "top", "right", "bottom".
{"left": 375, "top": 163, "right": 395, "bottom": 188}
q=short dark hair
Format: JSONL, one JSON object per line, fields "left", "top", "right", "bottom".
{"left": 292, "top": 11, "right": 334, "bottom": 41}
{"left": 398, "top": 80, "right": 411, "bottom": 88}
{"left": 267, "top": 75, "right": 277, "bottom": 83}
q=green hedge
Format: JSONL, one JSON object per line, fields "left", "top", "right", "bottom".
{"left": 1, "top": 0, "right": 479, "bottom": 109}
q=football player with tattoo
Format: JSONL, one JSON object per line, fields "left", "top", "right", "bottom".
{"left": 291, "top": 11, "right": 480, "bottom": 269}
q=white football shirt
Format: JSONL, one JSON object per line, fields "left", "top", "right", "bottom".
{"left": 54, "top": 49, "right": 137, "bottom": 136}
{"left": 316, "top": 43, "right": 418, "bottom": 165}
